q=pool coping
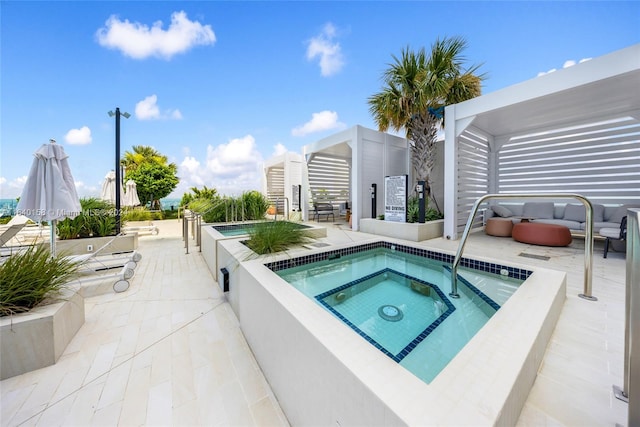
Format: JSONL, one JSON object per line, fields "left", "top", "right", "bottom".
{"left": 224, "top": 236, "right": 566, "bottom": 425}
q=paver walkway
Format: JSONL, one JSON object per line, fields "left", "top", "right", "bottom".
{"left": 1, "top": 221, "right": 289, "bottom": 426}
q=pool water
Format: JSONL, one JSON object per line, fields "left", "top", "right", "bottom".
{"left": 276, "top": 247, "right": 522, "bottom": 383}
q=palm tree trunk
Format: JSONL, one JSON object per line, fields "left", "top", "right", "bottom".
{"left": 408, "top": 113, "right": 440, "bottom": 211}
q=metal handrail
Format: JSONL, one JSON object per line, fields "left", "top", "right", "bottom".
{"left": 613, "top": 209, "right": 638, "bottom": 425}
{"left": 450, "top": 193, "right": 595, "bottom": 301}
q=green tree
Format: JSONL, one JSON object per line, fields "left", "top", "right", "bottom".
{"left": 368, "top": 36, "right": 484, "bottom": 210}
{"left": 122, "top": 145, "right": 175, "bottom": 173}
{"left": 126, "top": 162, "right": 179, "bottom": 208}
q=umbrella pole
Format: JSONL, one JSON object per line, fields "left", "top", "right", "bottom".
{"left": 50, "top": 219, "right": 56, "bottom": 258}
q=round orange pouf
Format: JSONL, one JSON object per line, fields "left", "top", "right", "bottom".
{"left": 485, "top": 217, "right": 513, "bottom": 237}
{"left": 512, "top": 222, "right": 572, "bottom": 247}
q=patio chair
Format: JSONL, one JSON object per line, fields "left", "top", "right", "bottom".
{"left": 313, "top": 203, "right": 335, "bottom": 222}
{"left": 0, "top": 224, "right": 27, "bottom": 247}
{"left": 599, "top": 216, "right": 627, "bottom": 258}
{"left": 66, "top": 233, "right": 142, "bottom": 293}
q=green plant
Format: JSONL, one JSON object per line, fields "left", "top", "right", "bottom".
{"left": 0, "top": 245, "right": 79, "bottom": 316}
{"left": 123, "top": 208, "right": 152, "bottom": 222}
{"left": 240, "top": 191, "right": 270, "bottom": 220}
{"left": 406, "top": 196, "right": 444, "bottom": 223}
{"left": 95, "top": 215, "right": 115, "bottom": 237}
{"left": 244, "top": 221, "right": 311, "bottom": 255}
{"left": 57, "top": 197, "right": 117, "bottom": 239}
{"left": 162, "top": 209, "right": 179, "bottom": 220}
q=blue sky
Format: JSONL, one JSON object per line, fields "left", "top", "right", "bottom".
{"left": 1, "top": 1, "right": 639, "bottom": 200}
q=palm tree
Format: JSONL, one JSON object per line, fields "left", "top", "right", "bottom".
{"left": 368, "top": 36, "right": 484, "bottom": 211}
{"left": 121, "top": 145, "right": 176, "bottom": 173}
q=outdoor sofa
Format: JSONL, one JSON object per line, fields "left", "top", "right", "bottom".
{"left": 486, "top": 202, "right": 635, "bottom": 233}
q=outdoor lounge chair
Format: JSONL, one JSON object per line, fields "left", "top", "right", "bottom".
{"left": 599, "top": 216, "right": 627, "bottom": 258}
{"left": 0, "top": 215, "right": 30, "bottom": 246}
{"left": 122, "top": 220, "right": 159, "bottom": 235}
{"left": 66, "top": 234, "right": 143, "bottom": 293}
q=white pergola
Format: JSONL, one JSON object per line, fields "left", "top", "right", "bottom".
{"left": 443, "top": 43, "right": 640, "bottom": 239}
{"left": 301, "top": 125, "right": 410, "bottom": 230}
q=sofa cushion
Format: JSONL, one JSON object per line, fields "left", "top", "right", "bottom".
{"left": 523, "top": 202, "right": 554, "bottom": 219}
{"left": 563, "top": 203, "right": 605, "bottom": 223}
{"left": 608, "top": 205, "right": 640, "bottom": 224}
{"left": 583, "top": 222, "right": 621, "bottom": 233}
{"left": 491, "top": 205, "right": 513, "bottom": 218}
{"left": 533, "top": 219, "right": 582, "bottom": 230}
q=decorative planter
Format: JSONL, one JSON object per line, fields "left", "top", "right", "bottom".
{"left": 0, "top": 286, "right": 85, "bottom": 380}
{"left": 55, "top": 233, "right": 138, "bottom": 256}
{"left": 359, "top": 218, "right": 444, "bottom": 241}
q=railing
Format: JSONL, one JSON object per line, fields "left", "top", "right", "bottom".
{"left": 450, "top": 193, "right": 595, "bottom": 301}
{"left": 613, "top": 208, "right": 638, "bottom": 426}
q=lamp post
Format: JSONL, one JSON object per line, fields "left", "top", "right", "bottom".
{"left": 108, "top": 107, "right": 130, "bottom": 234}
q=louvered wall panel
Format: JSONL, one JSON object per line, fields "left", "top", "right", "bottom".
{"left": 307, "top": 155, "right": 350, "bottom": 207}
{"left": 456, "top": 130, "right": 490, "bottom": 233}
{"left": 266, "top": 167, "right": 285, "bottom": 212}
{"left": 497, "top": 118, "right": 640, "bottom": 205}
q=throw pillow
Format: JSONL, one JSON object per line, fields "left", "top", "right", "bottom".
{"left": 523, "top": 202, "right": 554, "bottom": 219}
{"left": 563, "top": 204, "right": 586, "bottom": 222}
{"left": 491, "top": 205, "right": 513, "bottom": 218}
{"left": 609, "top": 205, "right": 640, "bottom": 224}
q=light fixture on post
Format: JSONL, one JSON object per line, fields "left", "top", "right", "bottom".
{"left": 108, "top": 107, "right": 130, "bottom": 234}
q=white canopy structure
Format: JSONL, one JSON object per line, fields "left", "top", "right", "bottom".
{"left": 443, "top": 43, "right": 640, "bottom": 239}
{"left": 262, "top": 152, "right": 303, "bottom": 216}
{"left": 301, "top": 125, "right": 410, "bottom": 230}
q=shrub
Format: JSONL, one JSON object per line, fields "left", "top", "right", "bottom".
{"left": 244, "top": 221, "right": 311, "bottom": 255}
{"left": 0, "top": 245, "right": 79, "bottom": 316}
{"left": 57, "top": 197, "right": 116, "bottom": 239}
{"left": 240, "top": 191, "right": 270, "bottom": 220}
{"left": 123, "top": 208, "right": 152, "bottom": 222}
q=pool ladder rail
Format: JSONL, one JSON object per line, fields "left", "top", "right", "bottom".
{"left": 450, "top": 193, "right": 595, "bottom": 301}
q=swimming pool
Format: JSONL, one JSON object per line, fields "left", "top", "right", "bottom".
{"left": 226, "top": 237, "right": 565, "bottom": 425}
{"left": 272, "top": 243, "right": 524, "bottom": 383}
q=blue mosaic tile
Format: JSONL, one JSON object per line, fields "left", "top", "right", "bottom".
{"left": 314, "top": 268, "right": 457, "bottom": 363}
{"left": 265, "top": 240, "right": 533, "bottom": 282}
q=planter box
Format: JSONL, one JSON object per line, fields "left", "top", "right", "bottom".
{"left": 359, "top": 218, "right": 444, "bottom": 241}
{"left": 0, "top": 286, "right": 85, "bottom": 380}
{"left": 55, "top": 233, "right": 138, "bottom": 256}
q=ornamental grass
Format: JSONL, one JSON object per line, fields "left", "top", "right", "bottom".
{"left": 0, "top": 245, "right": 79, "bottom": 317}
{"left": 244, "top": 221, "right": 311, "bottom": 255}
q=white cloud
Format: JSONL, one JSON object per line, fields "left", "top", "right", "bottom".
{"left": 65, "top": 126, "right": 92, "bottom": 145}
{"left": 172, "top": 135, "right": 264, "bottom": 197}
{"left": 135, "top": 95, "right": 182, "bottom": 120}
{"left": 291, "top": 110, "right": 346, "bottom": 136}
{"left": 96, "top": 11, "right": 216, "bottom": 60}
{"left": 537, "top": 57, "right": 592, "bottom": 76}
{"left": 74, "top": 181, "right": 100, "bottom": 198}
{"left": 0, "top": 176, "right": 28, "bottom": 199}
{"left": 272, "top": 143, "right": 288, "bottom": 157}
{"left": 306, "top": 23, "right": 344, "bottom": 77}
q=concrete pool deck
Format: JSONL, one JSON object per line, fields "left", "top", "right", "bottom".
{"left": 0, "top": 219, "right": 628, "bottom": 426}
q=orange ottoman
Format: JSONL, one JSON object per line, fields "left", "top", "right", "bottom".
{"left": 512, "top": 222, "right": 572, "bottom": 247}
{"left": 485, "top": 217, "right": 513, "bottom": 237}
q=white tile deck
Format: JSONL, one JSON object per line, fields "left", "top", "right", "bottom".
{"left": 0, "top": 219, "right": 629, "bottom": 426}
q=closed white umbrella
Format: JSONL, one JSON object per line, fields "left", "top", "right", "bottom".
{"left": 123, "top": 179, "right": 140, "bottom": 207}
{"left": 16, "top": 139, "right": 82, "bottom": 257}
{"left": 100, "top": 170, "right": 124, "bottom": 205}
